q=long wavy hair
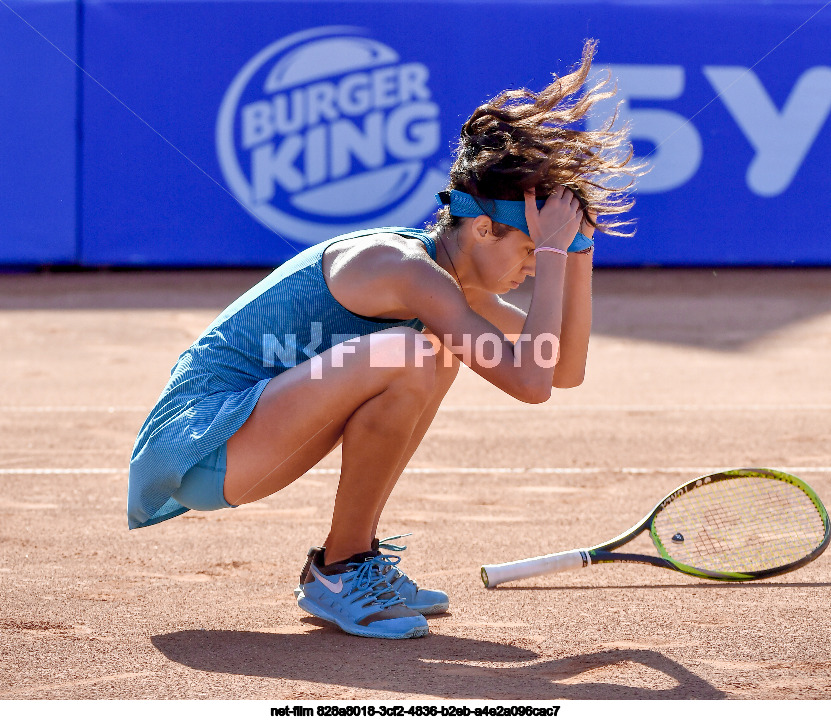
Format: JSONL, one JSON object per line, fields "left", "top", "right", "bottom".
{"left": 432, "top": 39, "right": 644, "bottom": 237}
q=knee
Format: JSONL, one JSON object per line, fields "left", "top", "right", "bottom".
{"left": 436, "top": 347, "right": 460, "bottom": 385}
{"left": 400, "top": 359, "right": 437, "bottom": 404}
{"left": 371, "top": 327, "right": 437, "bottom": 400}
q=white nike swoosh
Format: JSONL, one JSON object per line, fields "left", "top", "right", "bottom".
{"left": 309, "top": 564, "right": 343, "bottom": 593}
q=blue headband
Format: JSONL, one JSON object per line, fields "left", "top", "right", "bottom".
{"left": 435, "top": 189, "right": 542, "bottom": 236}
{"left": 435, "top": 189, "right": 595, "bottom": 252}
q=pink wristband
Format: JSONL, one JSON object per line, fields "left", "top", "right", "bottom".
{"left": 534, "top": 246, "right": 568, "bottom": 257}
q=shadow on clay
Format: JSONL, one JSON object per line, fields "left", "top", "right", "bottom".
{"left": 6, "top": 269, "right": 831, "bottom": 353}
{"left": 515, "top": 269, "right": 831, "bottom": 352}
{"left": 151, "top": 627, "right": 725, "bottom": 699}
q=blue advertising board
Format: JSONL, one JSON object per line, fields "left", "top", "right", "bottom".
{"left": 2, "top": 1, "right": 831, "bottom": 266}
{"left": 0, "top": 0, "right": 77, "bottom": 265}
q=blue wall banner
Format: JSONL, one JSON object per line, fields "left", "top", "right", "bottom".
{"left": 2, "top": 1, "right": 830, "bottom": 266}
{"left": 0, "top": 0, "right": 77, "bottom": 265}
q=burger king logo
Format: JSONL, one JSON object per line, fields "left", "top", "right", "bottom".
{"left": 216, "top": 26, "right": 446, "bottom": 244}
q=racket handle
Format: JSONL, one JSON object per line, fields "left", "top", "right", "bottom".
{"left": 481, "top": 549, "right": 591, "bottom": 588}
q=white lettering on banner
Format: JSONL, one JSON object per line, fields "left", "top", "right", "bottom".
{"left": 252, "top": 136, "right": 304, "bottom": 197}
{"left": 386, "top": 102, "right": 440, "bottom": 160}
{"left": 331, "top": 112, "right": 386, "bottom": 179}
{"left": 704, "top": 66, "right": 831, "bottom": 197}
{"left": 223, "top": 27, "right": 831, "bottom": 245}
{"left": 587, "top": 65, "right": 703, "bottom": 194}
{"left": 248, "top": 102, "right": 440, "bottom": 202}
{"left": 216, "top": 27, "right": 446, "bottom": 243}
{"left": 241, "top": 63, "right": 432, "bottom": 147}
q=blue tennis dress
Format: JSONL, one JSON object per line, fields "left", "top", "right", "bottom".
{"left": 127, "top": 227, "right": 436, "bottom": 529}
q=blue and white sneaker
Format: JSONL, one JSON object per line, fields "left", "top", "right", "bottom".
{"left": 294, "top": 537, "right": 450, "bottom": 615}
{"left": 374, "top": 535, "right": 450, "bottom": 616}
{"left": 295, "top": 546, "right": 325, "bottom": 600}
{"left": 296, "top": 549, "right": 429, "bottom": 639}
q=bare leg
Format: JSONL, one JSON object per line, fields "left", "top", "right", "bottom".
{"left": 312, "top": 336, "right": 460, "bottom": 544}
{"left": 369, "top": 337, "right": 460, "bottom": 538}
{"left": 224, "top": 327, "right": 439, "bottom": 564}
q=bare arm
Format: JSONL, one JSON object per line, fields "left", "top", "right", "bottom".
{"left": 553, "top": 249, "right": 592, "bottom": 387}
{"left": 395, "top": 189, "right": 583, "bottom": 402}
{"left": 329, "top": 188, "right": 584, "bottom": 402}
{"left": 466, "top": 250, "right": 593, "bottom": 388}
{"left": 553, "top": 211, "right": 595, "bottom": 386}
{"left": 394, "top": 252, "right": 568, "bottom": 403}
{"left": 463, "top": 289, "right": 527, "bottom": 343}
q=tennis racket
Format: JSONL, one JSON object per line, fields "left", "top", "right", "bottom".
{"left": 481, "top": 468, "right": 830, "bottom": 587}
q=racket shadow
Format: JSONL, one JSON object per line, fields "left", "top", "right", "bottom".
{"left": 492, "top": 581, "right": 831, "bottom": 591}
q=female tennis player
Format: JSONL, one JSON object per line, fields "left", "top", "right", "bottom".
{"left": 128, "top": 39, "right": 640, "bottom": 639}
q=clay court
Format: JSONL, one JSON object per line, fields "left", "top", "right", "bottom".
{"left": 1, "top": 267, "right": 830, "bottom": 700}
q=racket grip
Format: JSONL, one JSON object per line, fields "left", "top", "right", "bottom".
{"left": 481, "top": 549, "right": 590, "bottom": 588}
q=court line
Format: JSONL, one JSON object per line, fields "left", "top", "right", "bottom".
{"left": 3, "top": 466, "right": 830, "bottom": 476}
{"left": 3, "top": 404, "right": 831, "bottom": 413}
{"left": 0, "top": 406, "right": 148, "bottom": 413}
{"left": 440, "top": 404, "right": 831, "bottom": 412}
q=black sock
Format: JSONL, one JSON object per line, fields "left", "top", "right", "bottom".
{"left": 321, "top": 549, "right": 378, "bottom": 571}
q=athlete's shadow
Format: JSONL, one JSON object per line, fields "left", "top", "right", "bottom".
{"left": 515, "top": 270, "right": 831, "bottom": 351}
{"left": 151, "top": 626, "right": 725, "bottom": 699}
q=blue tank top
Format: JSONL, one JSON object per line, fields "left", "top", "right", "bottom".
{"left": 127, "top": 227, "right": 437, "bottom": 529}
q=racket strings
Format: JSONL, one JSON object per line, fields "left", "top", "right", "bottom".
{"left": 653, "top": 476, "right": 826, "bottom": 573}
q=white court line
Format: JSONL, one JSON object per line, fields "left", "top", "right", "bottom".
{"left": 2, "top": 404, "right": 831, "bottom": 413}
{"left": 440, "top": 405, "right": 831, "bottom": 412}
{"left": 2, "top": 466, "right": 830, "bottom": 476}
{"left": 0, "top": 406, "right": 147, "bottom": 413}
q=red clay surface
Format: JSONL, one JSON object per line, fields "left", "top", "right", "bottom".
{"left": 1, "top": 268, "right": 830, "bottom": 700}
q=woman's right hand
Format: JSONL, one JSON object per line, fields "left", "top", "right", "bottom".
{"left": 524, "top": 186, "right": 584, "bottom": 251}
